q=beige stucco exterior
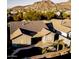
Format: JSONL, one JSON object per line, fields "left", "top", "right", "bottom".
{"left": 42, "top": 33, "right": 55, "bottom": 43}
{"left": 10, "top": 28, "right": 22, "bottom": 40}
{"left": 12, "top": 34, "right": 31, "bottom": 45}
{"left": 11, "top": 29, "right": 32, "bottom": 45}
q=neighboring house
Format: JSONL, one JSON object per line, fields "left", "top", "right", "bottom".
{"left": 52, "top": 19, "right": 71, "bottom": 33}
{"left": 55, "top": 11, "right": 61, "bottom": 17}
{"left": 11, "top": 10, "right": 17, "bottom": 15}
{"left": 51, "top": 19, "right": 71, "bottom": 38}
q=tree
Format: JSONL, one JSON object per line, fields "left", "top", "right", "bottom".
{"left": 62, "top": 11, "right": 70, "bottom": 19}
{"left": 23, "top": 10, "right": 41, "bottom": 21}
{"left": 12, "top": 11, "right": 23, "bottom": 21}
{"left": 17, "top": 12, "right": 23, "bottom": 21}
{"left": 45, "top": 11, "right": 55, "bottom": 20}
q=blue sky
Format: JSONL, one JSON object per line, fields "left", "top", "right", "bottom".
{"left": 7, "top": 0, "right": 69, "bottom": 8}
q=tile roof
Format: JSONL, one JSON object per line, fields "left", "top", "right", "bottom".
{"left": 8, "top": 21, "right": 26, "bottom": 34}
{"left": 61, "top": 20, "right": 71, "bottom": 28}
{"left": 9, "top": 21, "right": 48, "bottom": 34}
{"left": 33, "top": 28, "right": 51, "bottom": 38}
{"left": 10, "top": 28, "right": 35, "bottom": 40}
{"left": 51, "top": 19, "right": 71, "bottom": 33}
{"left": 22, "top": 21, "right": 48, "bottom": 33}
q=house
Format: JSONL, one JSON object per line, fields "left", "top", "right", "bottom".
{"left": 55, "top": 11, "right": 61, "bottom": 17}
{"left": 9, "top": 21, "right": 52, "bottom": 45}
{"left": 10, "top": 10, "right": 17, "bottom": 15}
{"left": 51, "top": 19, "right": 71, "bottom": 33}
{"left": 51, "top": 19, "right": 71, "bottom": 38}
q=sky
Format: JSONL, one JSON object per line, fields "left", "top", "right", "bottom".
{"left": 7, "top": 0, "right": 69, "bottom": 8}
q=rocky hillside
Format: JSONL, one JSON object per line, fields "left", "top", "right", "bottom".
{"left": 56, "top": 1, "right": 71, "bottom": 11}
{"left": 24, "top": 0, "right": 56, "bottom": 11}
{"left": 8, "top": 0, "right": 71, "bottom": 12}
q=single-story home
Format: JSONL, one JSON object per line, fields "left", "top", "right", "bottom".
{"left": 51, "top": 19, "right": 71, "bottom": 38}
{"left": 9, "top": 21, "right": 59, "bottom": 46}
{"left": 51, "top": 19, "right": 71, "bottom": 33}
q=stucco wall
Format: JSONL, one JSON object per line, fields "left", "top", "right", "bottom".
{"left": 42, "top": 33, "right": 55, "bottom": 43}
{"left": 12, "top": 34, "right": 31, "bottom": 45}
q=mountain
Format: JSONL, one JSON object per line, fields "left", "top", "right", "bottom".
{"left": 56, "top": 1, "right": 71, "bottom": 10}
{"left": 8, "top": 0, "right": 71, "bottom": 12}
{"left": 24, "top": 0, "right": 56, "bottom": 11}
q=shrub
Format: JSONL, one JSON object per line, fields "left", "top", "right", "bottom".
{"left": 23, "top": 10, "right": 41, "bottom": 21}
{"left": 62, "top": 11, "right": 70, "bottom": 19}
{"left": 45, "top": 11, "right": 55, "bottom": 20}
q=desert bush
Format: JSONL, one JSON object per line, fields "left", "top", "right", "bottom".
{"left": 10, "top": 11, "right": 23, "bottom": 21}
{"left": 23, "top": 10, "right": 41, "bottom": 21}
{"left": 62, "top": 11, "right": 70, "bottom": 19}
{"left": 46, "top": 11, "right": 55, "bottom": 20}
